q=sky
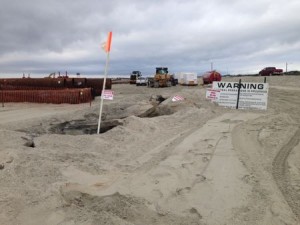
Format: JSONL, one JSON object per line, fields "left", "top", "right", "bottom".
{"left": 0, "top": 0, "right": 299, "bottom": 77}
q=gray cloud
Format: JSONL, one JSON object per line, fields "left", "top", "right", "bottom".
{"left": 0, "top": 0, "right": 299, "bottom": 76}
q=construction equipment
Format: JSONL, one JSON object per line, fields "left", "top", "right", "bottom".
{"left": 129, "top": 71, "right": 142, "bottom": 84}
{"left": 148, "top": 67, "right": 173, "bottom": 88}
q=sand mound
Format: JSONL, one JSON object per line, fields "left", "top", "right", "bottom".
{"left": 1, "top": 76, "right": 300, "bottom": 225}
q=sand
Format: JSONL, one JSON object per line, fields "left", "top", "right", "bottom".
{"left": 0, "top": 75, "right": 300, "bottom": 225}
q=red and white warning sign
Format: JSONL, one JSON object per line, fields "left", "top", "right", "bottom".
{"left": 205, "top": 88, "right": 220, "bottom": 101}
{"left": 102, "top": 90, "right": 114, "bottom": 100}
{"left": 172, "top": 95, "right": 184, "bottom": 102}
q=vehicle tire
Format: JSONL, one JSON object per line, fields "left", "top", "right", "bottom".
{"left": 167, "top": 81, "right": 172, "bottom": 87}
{"left": 154, "top": 81, "right": 159, "bottom": 88}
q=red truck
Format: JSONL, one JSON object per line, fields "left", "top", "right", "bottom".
{"left": 259, "top": 67, "right": 283, "bottom": 76}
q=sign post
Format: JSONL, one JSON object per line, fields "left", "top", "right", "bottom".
{"left": 1, "top": 85, "right": 3, "bottom": 107}
{"left": 97, "top": 31, "right": 112, "bottom": 134}
{"left": 1, "top": 83, "right": 4, "bottom": 107}
{"left": 236, "top": 79, "right": 241, "bottom": 109}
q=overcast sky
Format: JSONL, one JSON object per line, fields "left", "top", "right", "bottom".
{"left": 0, "top": 0, "right": 299, "bottom": 76}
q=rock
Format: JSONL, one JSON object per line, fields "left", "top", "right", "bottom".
{"left": 24, "top": 140, "right": 35, "bottom": 148}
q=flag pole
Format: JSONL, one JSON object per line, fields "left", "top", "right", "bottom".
{"left": 97, "top": 31, "right": 112, "bottom": 134}
{"left": 97, "top": 52, "right": 110, "bottom": 134}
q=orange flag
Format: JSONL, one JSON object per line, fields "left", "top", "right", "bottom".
{"left": 102, "top": 31, "right": 112, "bottom": 53}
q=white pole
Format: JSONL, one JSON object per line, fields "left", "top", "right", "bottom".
{"left": 97, "top": 52, "right": 110, "bottom": 134}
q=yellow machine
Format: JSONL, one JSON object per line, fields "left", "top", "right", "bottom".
{"left": 148, "top": 67, "right": 173, "bottom": 88}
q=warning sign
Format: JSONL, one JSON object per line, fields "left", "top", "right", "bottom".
{"left": 206, "top": 89, "right": 221, "bottom": 101}
{"left": 102, "top": 90, "right": 114, "bottom": 100}
{"left": 206, "top": 81, "right": 269, "bottom": 110}
{"left": 172, "top": 95, "right": 185, "bottom": 102}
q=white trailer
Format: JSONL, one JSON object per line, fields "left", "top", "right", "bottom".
{"left": 176, "top": 72, "right": 198, "bottom": 86}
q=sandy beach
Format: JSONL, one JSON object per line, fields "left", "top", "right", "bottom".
{"left": 0, "top": 75, "right": 300, "bottom": 225}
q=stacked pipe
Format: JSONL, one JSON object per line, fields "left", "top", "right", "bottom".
{"left": 0, "top": 78, "right": 112, "bottom": 96}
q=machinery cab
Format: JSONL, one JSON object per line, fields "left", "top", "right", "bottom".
{"left": 156, "top": 67, "right": 168, "bottom": 75}
{"left": 148, "top": 67, "right": 173, "bottom": 88}
{"left": 130, "top": 71, "right": 142, "bottom": 84}
{"left": 155, "top": 67, "right": 170, "bottom": 80}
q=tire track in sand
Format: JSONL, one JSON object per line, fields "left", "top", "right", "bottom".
{"left": 272, "top": 127, "right": 300, "bottom": 220}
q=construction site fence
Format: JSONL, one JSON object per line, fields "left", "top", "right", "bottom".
{"left": 0, "top": 88, "right": 92, "bottom": 104}
{"left": 0, "top": 78, "right": 112, "bottom": 97}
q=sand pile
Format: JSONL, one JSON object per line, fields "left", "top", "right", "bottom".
{"left": 0, "top": 76, "right": 300, "bottom": 225}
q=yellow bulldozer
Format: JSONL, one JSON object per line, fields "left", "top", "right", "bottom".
{"left": 148, "top": 67, "right": 175, "bottom": 88}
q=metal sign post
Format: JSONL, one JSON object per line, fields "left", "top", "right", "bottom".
{"left": 236, "top": 79, "right": 242, "bottom": 109}
{"left": 1, "top": 84, "right": 4, "bottom": 107}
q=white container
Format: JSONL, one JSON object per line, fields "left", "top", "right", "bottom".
{"left": 181, "top": 72, "right": 198, "bottom": 85}
{"left": 175, "top": 72, "right": 184, "bottom": 84}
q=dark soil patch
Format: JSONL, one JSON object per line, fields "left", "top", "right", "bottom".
{"left": 49, "top": 119, "right": 122, "bottom": 135}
